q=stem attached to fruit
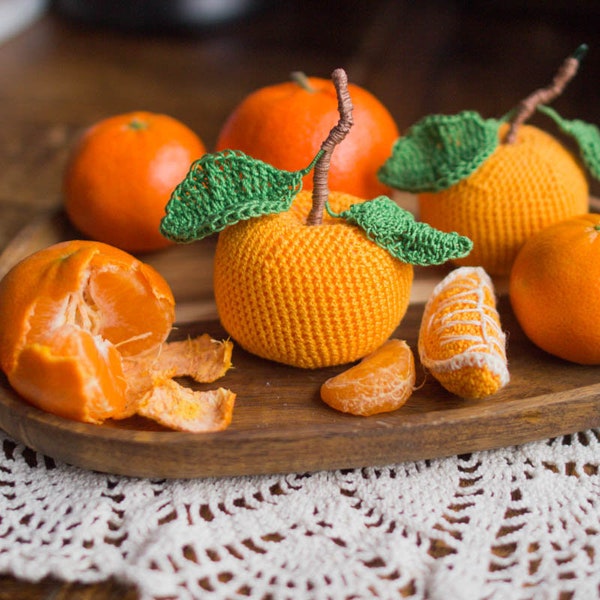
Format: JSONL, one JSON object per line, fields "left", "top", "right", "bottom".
{"left": 306, "top": 68, "right": 354, "bottom": 226}
{"left": 504, "top": 44, "right": 588, "bottom": 144}
{"left": 291, "top": 71, "right": 316, "bottom": 93}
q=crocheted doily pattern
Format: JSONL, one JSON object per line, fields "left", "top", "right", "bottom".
{"left": 2, "top": 427, "right": 600, "bottom": 599}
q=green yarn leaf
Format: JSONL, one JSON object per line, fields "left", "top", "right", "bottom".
{"left": 328, "top": 196, "right": 473, "bottom": 266}
{"left": 537, "top": 105, "right": 600, "bottom": 180}
{"left": 378, "top": 111, "right": 501, "bottom": 193}
{"left": 160, "top": 150, "right": 319, "bottom": 242}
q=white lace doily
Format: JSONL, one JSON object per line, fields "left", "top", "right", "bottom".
{"left": 1, "top": 427, "right": 600, "bottom": 599}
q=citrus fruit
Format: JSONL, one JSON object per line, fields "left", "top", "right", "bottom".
{"left": 509, "top": 213, "right": 600, "bottom": 364}
{"left": 419, "top": 266, "right": 509, "bottom": 399}
{"left": 64, "top": 111, "right": 206, "bottom": 253}
{"left": 215, "top": 72, "right": 399, "bottom": 199}
{"left": 0, "top": 240, "right": 234, "bottom": 430}
{"left": 320, "top": 338, "right": 416, "bottom": 416}
{"left": 213, "top": 190, "right": 414, "bottom": 369}
{"left": 417, "top": 123, "right": 589, "bottom": 275}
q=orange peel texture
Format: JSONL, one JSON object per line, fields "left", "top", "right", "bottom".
{"left": 0, "top": 240, "right": 234, "bottom": 431}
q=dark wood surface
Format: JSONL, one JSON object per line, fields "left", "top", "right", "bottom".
{"left": 2, "top": 0, "right": 599, "bottom": 597}
{"left": 2, "top": 210, "right": 600, "bottom": 481}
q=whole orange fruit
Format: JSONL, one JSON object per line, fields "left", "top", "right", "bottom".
{"left": 215, "top": 74, "right": 399, "bottom": 199}
{"left": 213, "top": 190, "right": 414, "bottom": 369}
{"left": 64, "top": 111, "right": 206, "bottom": 253}
{"left": 509, "top": 213, "right": 600, "bottom": 364}
{"left": 418, "top": 123, "right": 589, "bottom": 276}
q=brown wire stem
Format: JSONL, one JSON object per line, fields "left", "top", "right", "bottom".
{"left": 305, "top": 68, "right": 354, "bottom": 226}
{"left": 504, "top": 44, "right": 588, "bottom": 144}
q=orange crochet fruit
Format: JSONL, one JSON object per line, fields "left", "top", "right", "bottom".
{"left": 213, "top": 191, "right": 414, "bottom": 369}
{"left": 0, "top": 240, "right": 234, "bottom": 430}
{"left": 509, "top": 213, "right": 600, "bottom": 364}
{"left": 215, "top": 73, "right": 399, "bottom": 199}
{"left": 418, "top": 123, "right": 589, "bottom": 276}
{"left": 419, "top": 266, "right": 509, "bottom": 399}
{"left": 64, "top": 111, "right": 206, "bottom": 253}
{"left": 321, "top": 338, "right": 416, "bottom": 416}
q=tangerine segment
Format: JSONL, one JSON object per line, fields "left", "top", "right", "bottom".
{"left": 418, "top": 266, "right": 509, "bottom": 399}
{"left": 321, "top": 339, "right": 416, "bottom": 416}
{"left": 9, "top": 325, "right": 126, "bottom": 423}
{"left": 214, "top": 191, "right": 414, "bottom": 369}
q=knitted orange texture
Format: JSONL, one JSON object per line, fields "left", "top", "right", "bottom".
{"left": 214, "top": 191, "right": 414, "bottom": 369}
{"left": 418, "top": 123, "right": 588, "bottom": 275}
{"left": 418, "top": 266, "right": 509, "bottom": 399}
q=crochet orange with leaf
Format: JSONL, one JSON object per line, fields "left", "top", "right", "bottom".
{"left": 379, "top": 45, "right": 600, "bottom": 275}
{"left": 161, "top": 69, "right": 472, "bottom": 383}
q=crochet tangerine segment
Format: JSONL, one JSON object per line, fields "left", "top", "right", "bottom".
{"left": 418, "top": 124, "right": 589, "bottom": 275}
{"left": 214, "top": 191, "right": 414, "bottom": 369}
{"left": 418, "top": 266, "right": 509, "bottom": 399}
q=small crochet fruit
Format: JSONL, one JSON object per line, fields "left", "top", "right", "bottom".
{"left": 379, "top": 45, "right": 600, "bottom": 276}
{"left": 161, "top": 69, "right": 472, "bottom": 369}
{"left": 320, "top": 339, "right": 416, "bottom": 416}
{"left": 0, "top": 240, "right": 234, "bottom": 431}
{"left": 419, "top": 266, "right": 509, "bottom": 399}
{"left": 215, "top": 71, "right": 399, "bottom": 199}
{"left": 509, "top": 213, "right": 600, "bottom": 365}
{"left": 64, "top": 111, "right": 206, "bottom": 253}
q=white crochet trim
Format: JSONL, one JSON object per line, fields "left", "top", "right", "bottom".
{"left": 2, "top": 428, "right": 600, "bottom": 599}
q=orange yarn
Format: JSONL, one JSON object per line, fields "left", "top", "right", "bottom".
{"left": 418, "top": 124, "right": 589, "bottom": 275}
{"left": 213, "top": 191, "right": 414, "bottom": 369}
{"left": 418, "top": 266, "right": 509, "bottom": 399}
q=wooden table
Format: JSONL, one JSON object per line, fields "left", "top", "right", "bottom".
{"left": 1, "top": 1, "right": 598, "bottom": 597}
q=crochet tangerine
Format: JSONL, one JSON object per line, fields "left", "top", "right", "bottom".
{"left": 163, "top": 68, "right": 471, "bottom": 371}
{"left": 509, "top": 213, "right": 600, "bottom": 365}
{"left": 64, "top": 111, "right": 206, "bottom": 253}
{"left": 215, "top": 73, "right": 399, "bottom": 199}
{"left": 378, "top": 47, "right": 595, "bottom": 277}
{"left": 321, "top": 339, "right": 416, "bottom": 416}
{"left": 419, "top": 266, "right": 509, "bottom": 398}
{"left": 0, "top": 240, "right": 235, "bottom": 430}
{"left": 418, "top": 123, "right": 588, "bottom": 275}
{"left": 214, "top": 191, "right": 414, "bottom": 369}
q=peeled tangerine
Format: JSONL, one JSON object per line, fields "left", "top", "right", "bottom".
{"left": 418, "top": 266, "right": 509, "bottom": 399}
{"left": 0, "top": 240, "right": 234, "bottom": 432}
{"left": 321, "top": 339, "right": 416, "bottom": 416}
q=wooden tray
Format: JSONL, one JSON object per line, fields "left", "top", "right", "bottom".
{"left": 1, "top": 209, "right": 599, "bottom": 479}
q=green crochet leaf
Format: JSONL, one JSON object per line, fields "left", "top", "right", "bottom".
{"left": 378, "top": 111, "right": 501, "bottom": 193}
{"left": 160, "top": 150, "right": 319, "bottom": 242}
{"left": 537, "top": 105, "right": 600, "bottom": 180}
{"left": 328, "top": 196, "right": 473, "bottom": 266}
